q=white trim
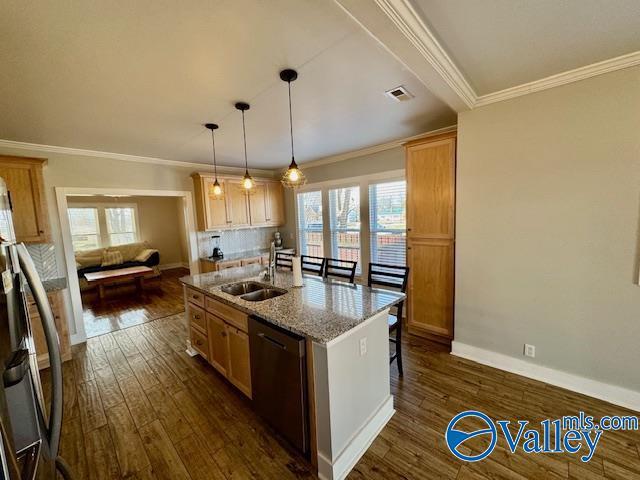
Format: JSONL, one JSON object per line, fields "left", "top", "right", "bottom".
{"left": 0, "top": 139, "right": 275, "bottom": 177}
{"left": 451, "top": 341, "right": 640, "bottom": 413}
{"left": 374, "top": 0, "right": 475, "bottom": 108}
{"left": 158, "top": 262, "right": 189, "bottom": 271}
{"left": 56, "top": 186, "right": 199, "bottom": 345}
{"left": 475, "top": 50, "right": 640, "bottom": 107}
{"left": 297, "top": 125, "right": 457, "bottom": 170}
{"left": 317, "top": 395, "right": 395, "bottom": 480}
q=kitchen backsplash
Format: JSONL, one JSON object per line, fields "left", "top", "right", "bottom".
{"left": 25, "top": 243, "right": 61, "bottom": 280}
{"left": 197, "top": 228, "right": 279, "bottom": 259}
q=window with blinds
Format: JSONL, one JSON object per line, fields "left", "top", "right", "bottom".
{"left": 106, "top": 207, "right": 138, "bottom": 246}
{"left": 369, "top": 180, "right": 407, "bottom": 266}
{"left": 297, "top": 191, "right": 323, "bottom": 256}
{"left": 329, "top": 185, "right": 361, "bottom": 272}
{"left": 68, "top": 208, "right": 101, "bottom": 251}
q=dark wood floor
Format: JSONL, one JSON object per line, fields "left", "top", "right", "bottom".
{"left": 81, "top": 268, "right": 188, "bottom": 338}
{"left": 46, "top": 315, "right": 640, "bottom": 479}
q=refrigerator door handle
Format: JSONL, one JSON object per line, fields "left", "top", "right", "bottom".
{"left": 15, "top": 244, "right": 63, "bottom": 460}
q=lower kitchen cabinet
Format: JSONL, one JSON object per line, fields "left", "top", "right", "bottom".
{"left": 207, "top": 312, "right": 230, "bottom": 376}
{"left": 27, "top": 290, "right": 72, "bottom": 369}
{"left": 226, "top": 326, "right": 252, "bottom": 398}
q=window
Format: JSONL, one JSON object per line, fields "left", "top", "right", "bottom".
{"left": 369, "top": 181, "right": 407, "bottom": 266}
{"left": 297, "top": 191, "right": 323, "bottom": 256}
{"left": 68, "top": 208, "right": 101, "bottom": 251}
{"left": 105, "top": 207, "right": 137, "bottom": 246}
{"left": 329, "top": 186, "right": 361, "bottom": 272}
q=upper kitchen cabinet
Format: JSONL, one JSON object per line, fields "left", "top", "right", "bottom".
{"left": 192, "top": 173, "right": 285, "bottom": 231}
{"left": 0, "top": 156, "right": 51, "bottom": 243}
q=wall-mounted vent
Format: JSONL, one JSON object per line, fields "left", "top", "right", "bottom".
{"left": 385, "top": 86, "right": 413, "bottom": 102}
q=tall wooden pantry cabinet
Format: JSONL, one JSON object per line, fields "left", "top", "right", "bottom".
{"left": 405, "top": 130, "right": 456, "bottom": 345}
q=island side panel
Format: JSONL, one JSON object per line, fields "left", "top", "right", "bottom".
{"left": 313, "top": 309, "right": 394, "bottom": 480}
{"left": 305, "top": 337, "right": 318, "bottom": 469}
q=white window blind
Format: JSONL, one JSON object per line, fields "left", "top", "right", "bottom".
{"left": 297, "top": 191, "right": 323, "bottom": 257}
{"left": 68, "top": 208, "right": 101, "bottom": 251}
{"left": 328, "top": 186, "right": 361, "bottom": 272}
{"left": 369, "top": 180, "right": 406, "bottom": 266}
{"left": 105, "top": 207, "right": 137, "bottom": 246}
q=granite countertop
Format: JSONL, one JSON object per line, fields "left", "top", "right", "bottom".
{"left": 200, "top": 247, "right": 294, "bottom": 264}
{"left": 26, "top": 277, "right": 68, "bottom": 295}
{"left": 180, "top": 264, "right": 405, "bottom": 344}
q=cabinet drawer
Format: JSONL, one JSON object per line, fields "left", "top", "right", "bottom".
{"left": 216, "top": 259, "right": 242, "bottom": 271}
{"left": 241, "top": 256, "right": 261, "bottom": 266}
{"left": 205, "top": 297, "right": 248, "bottom": 333}
{"left": 186, "top": 288, "right": 205, "bottom": 307}
{"left": 187, "top": 304, "right": 206, "bottom": 333}
{"left": 190, "top": 327, "right": 209, "bottom": 359}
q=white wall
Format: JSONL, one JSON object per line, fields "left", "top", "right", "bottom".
{"left": 455, "top": 66, "right": 640, "bottom": 391}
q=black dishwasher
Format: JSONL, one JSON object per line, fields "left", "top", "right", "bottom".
{"left": 248, "top": 316, "right": 309, "bottom": 455}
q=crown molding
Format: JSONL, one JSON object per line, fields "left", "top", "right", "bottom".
{"left": 295, "top": 124, "right": 457, "bottom": 171}
{"left": 373, "top": 0, "right": 476, "bottom": 109}
{"left": 0, "top": 139, "right": 275, "bottom": 177}
{"left": 474, "top": 50, "right": 640, "bottom": 107}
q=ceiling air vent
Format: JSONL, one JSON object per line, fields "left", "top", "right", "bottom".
{"left": 385, "top": 85, "right": 413, "bottom": 102}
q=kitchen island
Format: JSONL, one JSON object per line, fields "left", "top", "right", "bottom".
{"left": 180, "top": 264, "right": 404, "bottom": 480}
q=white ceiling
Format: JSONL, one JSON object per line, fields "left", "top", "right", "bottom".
{"left": 0, "top": 0, "right": 455, "bottom": 169}
{"left": 413, "top": 0, "right": 640, "bottom": 95}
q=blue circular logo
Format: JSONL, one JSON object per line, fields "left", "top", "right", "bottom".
{"left": 445, "top": 410, "right": 497, "bottom": 462}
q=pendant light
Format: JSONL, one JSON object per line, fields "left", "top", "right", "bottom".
{"left": 235, "top": 102, "right": 254, "bottom": 190}
{"left": 205, "top": 123, "right": 223, "bottom": 196}
{"left": 280, "top": 68, "right": 306, "bottom": 188}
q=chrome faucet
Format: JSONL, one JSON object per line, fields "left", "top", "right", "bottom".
{"left": 264, "top": 241, "right": 276, "bottom": 282}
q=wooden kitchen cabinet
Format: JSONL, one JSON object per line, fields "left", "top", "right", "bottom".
{"left": 27, "top": 290, "right": 72, "bottom": 369}
{"left": 0, "top": 156, "right": 50, "bottom": 243}
{"left": 206, "top": 313, "right": 230, "bottom": 376}
{"left": 192, "top": 173, "right": 285, "bottom": 231}
{"left": 405, "top": 131, "right": 456, "bottom": 344}
{"left": 226, "top": 325, "right": 252, "bottom": 398}
{"left": 240, "top": 256, "right": 261, "bottom": 267}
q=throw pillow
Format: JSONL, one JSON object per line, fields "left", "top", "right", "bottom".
{"left": 101, "top": 250, "right": 124, "bottom": 267}
{"left": 134, "top": 248, "right": 157, "bottom": 263}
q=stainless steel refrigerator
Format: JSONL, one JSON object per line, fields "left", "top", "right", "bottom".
{"left": 0, "top": 178, "right": 73, "bottom": 479}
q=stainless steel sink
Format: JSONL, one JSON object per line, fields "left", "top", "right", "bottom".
{"left": 221, "top": 281, "right": 265, "bottom": 296}
{"left": 241, "top": 287, "right": 287, "bottom": 302}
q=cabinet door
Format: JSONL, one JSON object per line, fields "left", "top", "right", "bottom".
{"left": 227, "top": 183, "right": 250, "bottom": 227}
{"left": 266, "top": 182, "right": 285, "bottom": 226}
{"left": 0, "top": 157, "right": 50, "bottom": 243}
{"left": 407, "top": 238, "right": 454, "bottom": 339}
{"left": 226, "top": 325, "right": 252, "bottom": 398}
{"left": 199, "top": 260, "right": 217, "bottom": 274}
{"left": 27, "top": 291, "right": 72, "bottom": 369}
{"left": 406, "top": 138, "right": 455, "bottom": 239}
{"left": 203, "top": 178, "right": 230, "bottom": 229}
{"left": 207, "top": 313, "right": 229, "bottom": 375}
{"left": 249, "top": 183, "right": 268, "bottom": 226}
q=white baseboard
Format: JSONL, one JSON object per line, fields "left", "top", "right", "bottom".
{"left": 317, "top": 395, "right": 395, "bottom": 480}
{"left": 451, "top": 341, "right": 640, "bottom": 413}
{"left": 159, "top": 262, "right": 189, "bottom": 270}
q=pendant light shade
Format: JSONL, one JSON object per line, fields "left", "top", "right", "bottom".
{"left": 205, "top": 123, "right": 223, "bottom": 197}
{"left": 280, "top": 69, "right": 306, "bottom": 188}
{"left": 235, "top": 102, "right": 254, "bottom": 190}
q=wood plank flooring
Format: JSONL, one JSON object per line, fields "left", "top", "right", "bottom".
{"left": 81, "top": 268, "right": 188, "bottom": 338}
{"left": 45, "top": 314, "right": 640, "bottom": 479}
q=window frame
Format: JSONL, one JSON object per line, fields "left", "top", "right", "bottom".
{"left": 294, "top": 169, "right": 405, "bottom": 280}
{"left": 368, "top": 179, "right": 407, "bottom": 267}
{"left": 68, "top": 206, "right": 102, "bottom": 251}
{"left": 296, "top": 190, "right": 324, "bottom": 258}
{"left": 104, "top": 205, "right": 140, "bottom": 246}
{"left": 67, "top": 202, "right": 140, "bottom": 251}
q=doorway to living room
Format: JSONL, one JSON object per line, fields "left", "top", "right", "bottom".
{"left": 56, "top": 187, "right": 198, "bottom": 342}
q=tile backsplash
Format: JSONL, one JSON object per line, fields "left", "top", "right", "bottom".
{"left": 25, "top": 243, "right": 61, "bottom": 280}
{"left": 197, "top": 228, "right": 279, "bottom": 259}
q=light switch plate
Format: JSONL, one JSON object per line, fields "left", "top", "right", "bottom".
{"left": 524, "top": 344, "right": 536, "bottom": 358}
{"left": 359, "top": 337, "right": 367, "bottom": 356}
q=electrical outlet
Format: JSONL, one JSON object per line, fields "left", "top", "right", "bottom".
{"left": 524, "top": 344, "right": 536, "bottom": 358}
{"left": 359, "top": 337, "right": 367, "bottom": 356}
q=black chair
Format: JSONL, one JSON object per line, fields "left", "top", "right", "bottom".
{"left": 324, "top": 258, "right": 357, "bottom": 284}
{"left": 368, "top": 263, "right": 410, "bottom": 376}
{"left": 275, "top": 251, "right": 294, "bottom": 270}
{"left": 301, "top": 255, "right": 325, "bottom": 276}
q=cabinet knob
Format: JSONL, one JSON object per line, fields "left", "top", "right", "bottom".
{"left": 194, "top": 315, "right": 201, "bottom": 320}
{"left": 221, "top": 331, "right": 227, "bottom": 337}
{"left": 407, "top": 228, "right": 412, "bottom": 232}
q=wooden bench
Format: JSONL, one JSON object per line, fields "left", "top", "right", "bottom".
{"left": 84, "top": 266, "right": 154, "bottom": 300}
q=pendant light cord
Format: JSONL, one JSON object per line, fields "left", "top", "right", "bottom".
{"left": 210, "top": 129, "right": 218, "bottom": 178}
{"left": 288, "top": 81, "right": 295, "bottom": 161}
{"left": 241, "top": 110, "right": 249, "bottom": 173}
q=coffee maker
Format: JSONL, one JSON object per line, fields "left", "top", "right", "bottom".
{"left": 210, "top": 235, "right": 223, "bottom": 259}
